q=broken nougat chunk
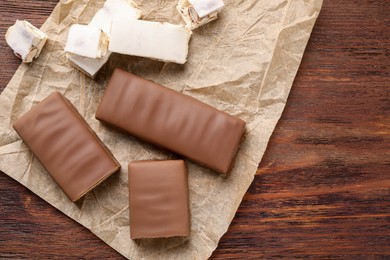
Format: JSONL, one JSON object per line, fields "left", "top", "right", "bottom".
{"left": 177, "top": 0, "right": 224, "bottom": 30}
{"left": 89, "top": 0, "right": 141, "bottom": 35}
{"left": 5, "top": 20, "right": 48, "bottom": 63}
{"left": 67, "top": 0, "right": 141, "bottom": 78}
{"left": 65, "top": 24, "right": 108, "bottom": 59}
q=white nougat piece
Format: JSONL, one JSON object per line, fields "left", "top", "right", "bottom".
{"left": 65, "top": 24, "right": 108, "bottom": 59}
{"left": 67, "top": 53, "right": 111, "bottom": 78}
{"left": 189, "top": 0, "right": 224, "bottom": 18}
{"left": 109, "top": 19, "right": 192, "bottom": 64}
{"left": 5, "top": 20, "right": 48, "bottom": 63}
{"left": 89, "top": 0, "right": 141, "bottom": 35}
{"left": 177, "top": 0, "right": 224, "bottom": 30}
{"left": 67, "top": 0, "right": 140, "bottom": 78}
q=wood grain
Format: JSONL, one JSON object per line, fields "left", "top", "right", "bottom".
{"left": 1, "top": 0, "right": 389, "bottom": 259}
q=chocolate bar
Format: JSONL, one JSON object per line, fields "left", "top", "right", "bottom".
{"left": 13, "top": 92, "right": 120, "bottom": 201}
{"left": 128, "top": 160, "right": 190, "bottom": 239}
{"left": 96, "top": 68, "right": 246, "bottom": 174}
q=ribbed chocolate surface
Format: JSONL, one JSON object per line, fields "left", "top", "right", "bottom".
{"left": 96, "top": 68, "right": 246, "bottom": 174}
{"left": 13, "top": 92, "right": 120, "bottom": 201}
{"left": 129, "top": 160, "right": 190, "bottom": 239}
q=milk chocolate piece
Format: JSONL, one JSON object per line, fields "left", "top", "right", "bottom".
{"left": 129, "top": 160, "right": 190, "bottom": 239}
{"left": 13, "top": 92, "right": 120, "bottom": 201}
{"left": 96, "top": 68, "right": 246, "bottom": 174}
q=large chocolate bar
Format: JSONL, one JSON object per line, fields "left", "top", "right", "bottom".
{"left": 128, "top": 160, "right": 190, "bottom": 239}
{"left": 96, "top": 68, "right": 246, "bottom": 174}
{"left": 13, "top": 92, "right": 120, "bottom": 201}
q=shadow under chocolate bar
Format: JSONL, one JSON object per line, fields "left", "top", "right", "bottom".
{"left": 12, "top": 92, "right": 121, "bottom": 202}
{"left": 96, "top": 68, "right": 246, "bottom": 174}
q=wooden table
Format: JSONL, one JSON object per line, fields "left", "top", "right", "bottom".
{"left": 1, "top": 0, "right": 389, "bottom": 258}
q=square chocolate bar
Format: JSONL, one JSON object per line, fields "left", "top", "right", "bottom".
{"left": 128, "top": 160, "right": 190, "bottom": 239}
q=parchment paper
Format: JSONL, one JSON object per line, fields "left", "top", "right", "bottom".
{"left": 0, "top": 0, "right": 322, "bottom": 258}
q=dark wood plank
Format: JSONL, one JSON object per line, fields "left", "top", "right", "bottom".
{"left": 213, "top": 0, "right": 390, "bottom": 258}
{"left": 1, "top": 0, "right": 389, "bottom": 259}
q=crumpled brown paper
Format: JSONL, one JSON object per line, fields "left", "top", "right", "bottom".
{"left": 0, "top": 0, "right": 322, "bottom": 258}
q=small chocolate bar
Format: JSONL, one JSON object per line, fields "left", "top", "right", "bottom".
{"left": 128, "top": 160, "right": 190, "bottom": 239}
{"left": 13, "top": 92, "right": 120, "bottom": 202}
{"left": 96, "top": 68, "right": 246, "bottom": 174}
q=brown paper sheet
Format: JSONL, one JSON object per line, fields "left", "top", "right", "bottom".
{"left": 0, "top": 0, "right": 323, "bottom": 258}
